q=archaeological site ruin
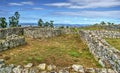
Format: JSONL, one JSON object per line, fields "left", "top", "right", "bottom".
{"left": 0, "top": 27, "right": 119, "bottom": 73}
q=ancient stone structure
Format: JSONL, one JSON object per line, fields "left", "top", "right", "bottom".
{"left": 24, "top": 27, "right": 63, "bottom": 39}
{"left": 0, "top": 27, "right": 120, "bottom": 73}
{"left": 79, "top": 30, "right": 120, "bottom": 72}
{"left": 0, "top": 27, "right": 24, "bottom": 39}
{"left": 24, "top": 27, "right": 75, "bottom": 39}
{"left": 0, "top": 59, "right": 115, "bottom": 73}
{"left": 90, "top": 30, "right": 120, "bottom": 38}
{"left": 0, "top": 28, "right": 25, "bottom": 51}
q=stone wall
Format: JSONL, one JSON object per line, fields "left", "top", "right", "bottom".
{"left": 0, "top": 28, "right": 25, "bottom": 52}
{"left": 0, "top": 60, "right": 115, "bottom": 73}
{"left": 79, "top": 30, "right": 120, "bottom": 72}
{"left": 0, "top": 27, "right": 24, "bottom": 39}
{"left": 24, "top": 28, "right": 63, "bottom": 39}
{"left": 0, "top": 34, "right": 26, "bottom": 52}
{"left": 90, "top": 30, "right": 120, "bottom": 38}
{"left": 24, "top": 27, "right": 76, "bottom": 39}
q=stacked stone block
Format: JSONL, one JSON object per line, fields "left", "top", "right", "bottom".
{"left": 79, "top": 30, "right": 120, "bottom": 72}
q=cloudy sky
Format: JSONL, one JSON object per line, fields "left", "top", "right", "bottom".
{"left": 0, "top": 0, "right": 120, "bottom": 24}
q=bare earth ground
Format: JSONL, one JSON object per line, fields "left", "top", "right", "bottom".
{"left": 105, "top": 38, "right": 120, "bottom": 50}
{"left": 0, "top": 34, "right": 101, "bottom": 68}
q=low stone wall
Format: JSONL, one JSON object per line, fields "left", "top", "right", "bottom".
{"left": 24, "top": 28, "right": 63, "bottom": 39}
{"left": 24, "top": 27, "right": 77, "bottom": 39}
{"left": 0, "top": 34, "right": 26, "bottom": 51}
{"left": 79, "top": 30, "right": 120, "bottom": 72}
{"left": 0, "top": 28, "right": 26, "bottom": 52}
{"left": 90, "top": 30, "right": 120, "bottom": 38}
{"left": 0, "top": 60, "right": 115, "bottom": 73}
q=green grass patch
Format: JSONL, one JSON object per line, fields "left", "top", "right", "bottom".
{"left": 68, "top": 50, "right": 80, "bottom": 58}
{"left": 0, "top": 34, "right": 101, "bottom": 68}
{"left": 105, "top": 38, "right": 120, "bottom": 50}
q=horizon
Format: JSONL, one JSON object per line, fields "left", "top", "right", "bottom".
{"left": 0, "top": 0, "right": 120, "bottom": 24}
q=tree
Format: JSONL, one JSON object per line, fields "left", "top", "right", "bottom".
{"left": 38, "top": 19, "right": 43, "bottom": 27}
{"left": 9, "top": 12, "right": 20, "bottom": 27}
{"left": 111, "top": 23, "right": 114, "bottom": 25}
{"left": 100, "top": 21, "right": 106, "bottom": 26}
{"left": 44, "top": 22, "right": 49, "bottom": 27}
{"left": 49, "top": 20, "right": 54, "bottom": 28}
{"left": 0, "top": 17, "right": 7, "bottom": 28}
{"left": 9, "top": 16, "right": 16, "bottom": 27}
{"left": 14, "top": 12, "right": 20, "bottom": 25}
{"left": 107, "top": 22, "right": 111, "bottom": 25}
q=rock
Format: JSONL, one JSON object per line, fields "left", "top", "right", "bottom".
{"left": 22, "top": 68, "right": 29, "bottom": 73}
{"left": 59, "top": 69, "right": 69, "bottom": 73}
{"left": 13, "top": 65, "right": 23, "bottom": 73}
{"left": 98, "top": 59, "right": 105, "bottom": 67}
{"left": 0, "top": 59, "right": 4, "bottom": 64}
{"left": 0, "top": 63, "right": 5, "bottom": 68}
{"left": 29, "top": 68, "right": 39, "bottom": 73}
{"left": 37, "top": 63, "right": 46, "bottom": 70}
{"left": 4, "top": 66, "right": 13, "bottom": 73}
{"left": 101, "top": 68, "right": 107, "bottom": 73}
{"left": 47, "top": 65, "right": 56, "bottom": 71}
{"left": 107, "top": 69, "right": 115, "bottom": 73}
{"left": 24, "top": 63, "right": 33, "bottom": 68}
{"left": 86, "top": 68, "right": 95, "bottom": 73}
{"left": 72, "top": 64, "right": 84, "bottom": 73}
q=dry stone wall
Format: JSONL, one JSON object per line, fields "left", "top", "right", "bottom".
{"left": 0, "top": 28, "right": 25, "bottom": 52}
{"left": 0, "top": 60, "right": 115, "bottom": 73}
{"left": 24, "top": 28, "right": 63, "bottom": 39}
{"left": 24, "top": 27, "right": 75, "bottom": 39}
{"left": 0, "top": 27, "right": 24, "bottom": 39}
{"left": 79, "top": 30, "right": 120, "bottom": 73}
{"left": 90, "top": 30, "right": 120, "bottom": 38}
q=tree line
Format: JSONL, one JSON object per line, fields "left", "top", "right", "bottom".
{"left": 0, "top": 12, "right": 20, "bottom": 28}
{"left": 0, "top": 11, "right": 54, "bottom": 28}
{"left": 38, "top": 19, "right": 54, "bottom": 28}
{"left": 94, "top": 21, "right": 115, "bottom": 26}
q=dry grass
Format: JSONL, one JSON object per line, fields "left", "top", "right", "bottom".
{"left": 0, "top": 34, "right": 101, "bottom": 68}
{"left": 105, "top": 38, "right": 120, "bottom": 50}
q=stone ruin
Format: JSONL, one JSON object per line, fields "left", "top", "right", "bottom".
{"left": 0, "top": 28, "right": 26, "bottom": 52}
{"left": 79, "top": 30, "right": 120, "bottom": 73}
{"left": 0, "top": 27, "right": 119, "bottom": 73}
{"left": 24, "top": 27, "right": 75, "bottom": 39}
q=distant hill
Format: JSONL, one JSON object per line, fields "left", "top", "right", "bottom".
{"left": 20, "top": 23, "right": 89, "bottom": 27}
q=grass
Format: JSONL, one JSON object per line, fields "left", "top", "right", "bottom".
{"left": 0, "top": 34, "right": 101, "bottom": 68}
{"left": 105, "top": 38, "right": 120, "bottom": 50}
{"left": 78, "top": 25, "right": 105, "bottom": 30}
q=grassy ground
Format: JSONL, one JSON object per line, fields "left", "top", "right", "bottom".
{"left": 78, "top": 25, "right": 105, "bottom": 30}
{"left": 105, "top": 38, "right": 120, "bottom": 50}
{"left": 0, "top": 34, "right": 101, "bottom": 68}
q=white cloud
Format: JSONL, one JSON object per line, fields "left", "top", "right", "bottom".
{"left": 9, "top": 1, "right": 34, "bottom": 6}
{"left": 21, "top": 1, "right": 34, "bottom": 5}
{"left": 32, "top": 7, "right": 43, "bottom": 10}
{"left": 44, "top": 0, "right": 120, "bottom": 9}
{"left": 44, "top": 2, "right": 71, "bottom": 7}
{"left": 9, "top": 3, "right": 23, "bottom": 6}
{"left": 55, "top": 10, "right": 120, "bottom": 18}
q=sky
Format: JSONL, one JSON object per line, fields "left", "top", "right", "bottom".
{"left": 0, "top": 0, "right": 120, "bottom": 24}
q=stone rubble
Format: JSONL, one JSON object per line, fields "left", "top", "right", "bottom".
{"left": 0, "top": 62, "right": 116, "bottom": 73}
{"left": 0, "top": 34, "right": 26, "bottom": 52}
{"left": 79, "top": 30, "right": 120, "bottom": 73}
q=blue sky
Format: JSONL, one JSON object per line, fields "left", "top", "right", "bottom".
{"left": 0, "top": 0, "right": 120, "bottom": 24}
